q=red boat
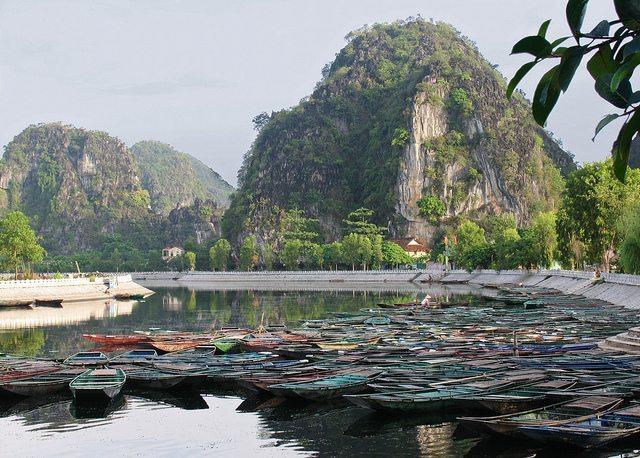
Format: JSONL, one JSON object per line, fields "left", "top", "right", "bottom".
{"left": 82, "top": 334, "right": 151, "bottom": 346}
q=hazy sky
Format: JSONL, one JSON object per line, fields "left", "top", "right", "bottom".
{"left": 0, "top": 0, "right": 617, "bottom": 185}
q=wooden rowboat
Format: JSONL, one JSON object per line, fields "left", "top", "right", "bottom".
{"left": 70, "top": 368, "right": 126, "bottom": 402}
{"left": 267, "top": 370, "right": 382, "bottom": 401}
{"left": 82, "top": 334, "right": 151, "bottom": 346}
{"left": 63, "top": 352, "right": 110, "bottom": 366}
{"left": 518, "top": 404, "right": 640, "bottom": 448}
{"left": 109, "top": 349, "right": 158, "bottom": 364}
{"left": 150, "top": 339, "right": 211, "bottom": 353}
{"left": 458, "top": 396, "right": 624, "bottom": 438}
{"left": 1, "top": 368, "right": 84, "bottom": 396}
{"left": 125, "top": 367, "right": 205, "bottom": 390}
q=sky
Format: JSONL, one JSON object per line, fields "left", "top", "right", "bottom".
{"left": 0, "top": 0, "right": 618, "bottom": 186}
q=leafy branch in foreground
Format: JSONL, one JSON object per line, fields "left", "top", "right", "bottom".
{"left": 509, "top": 0, "right": 640, "bottom": 181}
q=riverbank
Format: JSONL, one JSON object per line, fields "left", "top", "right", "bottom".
{"left": 129, "top": 269, "right": 640, "bottom": 308}
{"left": 0, "top": 275, "right": 153, "bottom": 306}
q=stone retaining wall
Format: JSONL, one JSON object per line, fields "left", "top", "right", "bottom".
{"left": 0, "top": 274, "right": 152, "bottom": 305}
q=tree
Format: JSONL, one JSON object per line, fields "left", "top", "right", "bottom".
{"left": 184, "top": 251, "right": 196, "bottom": 271}
{"left": 454, "top": 220, "right": 489, "bottom": 271}
{"left": 282, "top": 209, "right": 319, "bottom": 243}
{"left": 524, "top": 212, "right": 558, "bottom": 269}
{"left": 557, "top": 160, "right": 640, "bottom": 271}
{"left": 341, "top": 233, "right": 372, "bottom": 270}
{"left": 370, "top": 235, "right": 384, "bottom": 270}
{"left": 494, "top": 228, "right": 522, "bottom": 270}
{"left": 304, "top": 242, "right": 324, "bottom": 270}
{"left": 209, "top": 239, "right": 231, "bottom": 271}
{"left": 0, "top": 211, "right": 46, "bottom": 279}
{"left": 382, "top": 241, "right": 413, "bottom": 268}
{"left": 343, "top": 208, "right": 385, "bottom": 237}
{"left": 509, "top": 1, "right": 640, "bottom": 181}
{"left": 323, "top": 242, "right": 343, "bottom": 270}
{"left": 280, "top": 240, "right": 303, "bottom": 270}
{"left": 619, "top": 202, "right": 640, "bottom": 273}
{"left": 238, "top": 236, "right": 258, "bottom": 271}
{"left": 262, "top": 242, "right": 275, "bottom": 271}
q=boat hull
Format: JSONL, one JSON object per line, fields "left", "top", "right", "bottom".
{"left": 1, "top": 379, "right": 70, "bottom": 397}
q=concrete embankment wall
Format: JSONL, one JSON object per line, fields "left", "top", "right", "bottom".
{"left": 133, "top": 270, "right": 452, "bottom": 293}
{"left": 129, "top": 269, "right": 640, "bottom": 308}
{"left": 132, "top": 270, "right": 447, "bottom": 284}
{"left": 441, "top": 269, "right": 640, "bottom": 309}
{"left": 0, "top": 275, "right": 153, "bottom": 305}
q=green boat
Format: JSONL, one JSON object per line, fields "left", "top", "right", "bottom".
{"left": 70, "top": 368, "right": 126, "bottom": 402}
{"left": 345, "top": 379, "right": 520, "bottom": 413}
{"left": 212, "top": 338, "right": 241, "bottom": 354}
{"left": 268, "top": 370, "right": 383, "bottom": 401}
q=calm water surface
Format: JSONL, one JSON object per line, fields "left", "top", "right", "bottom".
{"left": 0, "top": 285, "right": 638, "bottom": 457}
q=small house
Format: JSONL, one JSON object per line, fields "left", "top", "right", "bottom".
{"left": 162, "top": 246, "right": 184, "bottom": 261}
{"left": 388, "top": 238, "right": 428, "bottom": 259}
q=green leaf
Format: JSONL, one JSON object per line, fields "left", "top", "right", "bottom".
{"left": 550, "top": 37, "right": 571, "bottom": 48}
{"left": 622, "top": 36, "right": 640, "bottom": 59}
{"left": 592, "top": 114, "right": 620, "bottom": 141}
{"left": 584, "top": 20, "right": 610, "bottom": 38}
{"left": 532, "top": 65, "right": 561, "bottom": 126}
{"left": 511, "top": 36, "right": 552, "bottom": 58}
{"left": 566, "top": 0, "right": 590, "bottom": 38}
{"left": 611, "top": 53, "right": 640, "bottom": 92}
{"left": 538, "top": 19, "right": 552, "bottom": 38}
{"left": 612, "top": 110, "right": 640, "bottom": 181}
{"left": 558, "top": 46, "right": 585, "bottom": 92}
{"left": 587, "top": 44, "right": 616, "bottom": 79}
{"left": 595, "top": 75, "right": 632, "bottom": 108}
{"left": 507, "top": 61, "right": 537, "bottom": 99}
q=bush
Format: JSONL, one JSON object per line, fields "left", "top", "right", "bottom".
{"left": 417, "top": 195, "right": 446, "bottom": 222}
{"left": 391, "top": 128, "right": 410, "bottom": 148}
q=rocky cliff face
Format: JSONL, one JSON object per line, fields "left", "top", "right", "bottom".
{"left": 164, "top": 198, "right": 223, "bottom": 245}
{"left": 0, "top": 123, "right": 153, "bottom": 251}
{"left": 0, "top": 123, "right": 229, "bottom": 252}
{"left": 131, "top": 141, "right": 234, "bottom": 214}
{"left": 225, "top": 19, "right": 575, "bottom": 246}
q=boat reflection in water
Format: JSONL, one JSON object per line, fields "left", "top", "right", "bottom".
{"left": 0, "top": 300, "right": 135, "bottom": 330}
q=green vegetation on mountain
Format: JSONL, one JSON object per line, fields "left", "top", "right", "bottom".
{"left": 131, "top": 140, "right": 233, "bottom": 214}
{"left": 0, "top": 123, "right": 156, "bottom": 252}
{"left": 225, "top": 18, "right": 575, "bottom": 247}
{"left": 0, "top": 124, "right": 231, "bottom": 256}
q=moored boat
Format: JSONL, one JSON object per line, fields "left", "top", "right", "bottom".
{"left": 1, "top": 368, "right": 84, "bottom": 397}
{"left": 82, "top": 334, "right": 151, "bottom": 346}
{"left": 63, "top": 352, "right": 109, "bottom": 366}
{"left": 518, "top": 404, "right": 640, "bottom": 448}
{"left": 458, "top": 396, "right": 624, "bottom": 438}
{"left": 109, "top": 349, "right": 158, "bottom": 364}
{"left": 124, "top": 366, "right": 205, "bottom": 390}
{"left": 70, "top": 368, "right": 126, "bottom": 402}
{"left": 267, "top": 370, "right": 383, "bottom": 400}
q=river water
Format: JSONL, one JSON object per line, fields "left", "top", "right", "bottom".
{"left": 0, "top": 285, "right": 638, "bottom": 457}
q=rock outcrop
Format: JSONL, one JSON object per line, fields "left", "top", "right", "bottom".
{"left": 224, "top": 19, "right": 576, "bottom": 246}
{"left": 0, "top": 123, "right": 230, "bottom": 252}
